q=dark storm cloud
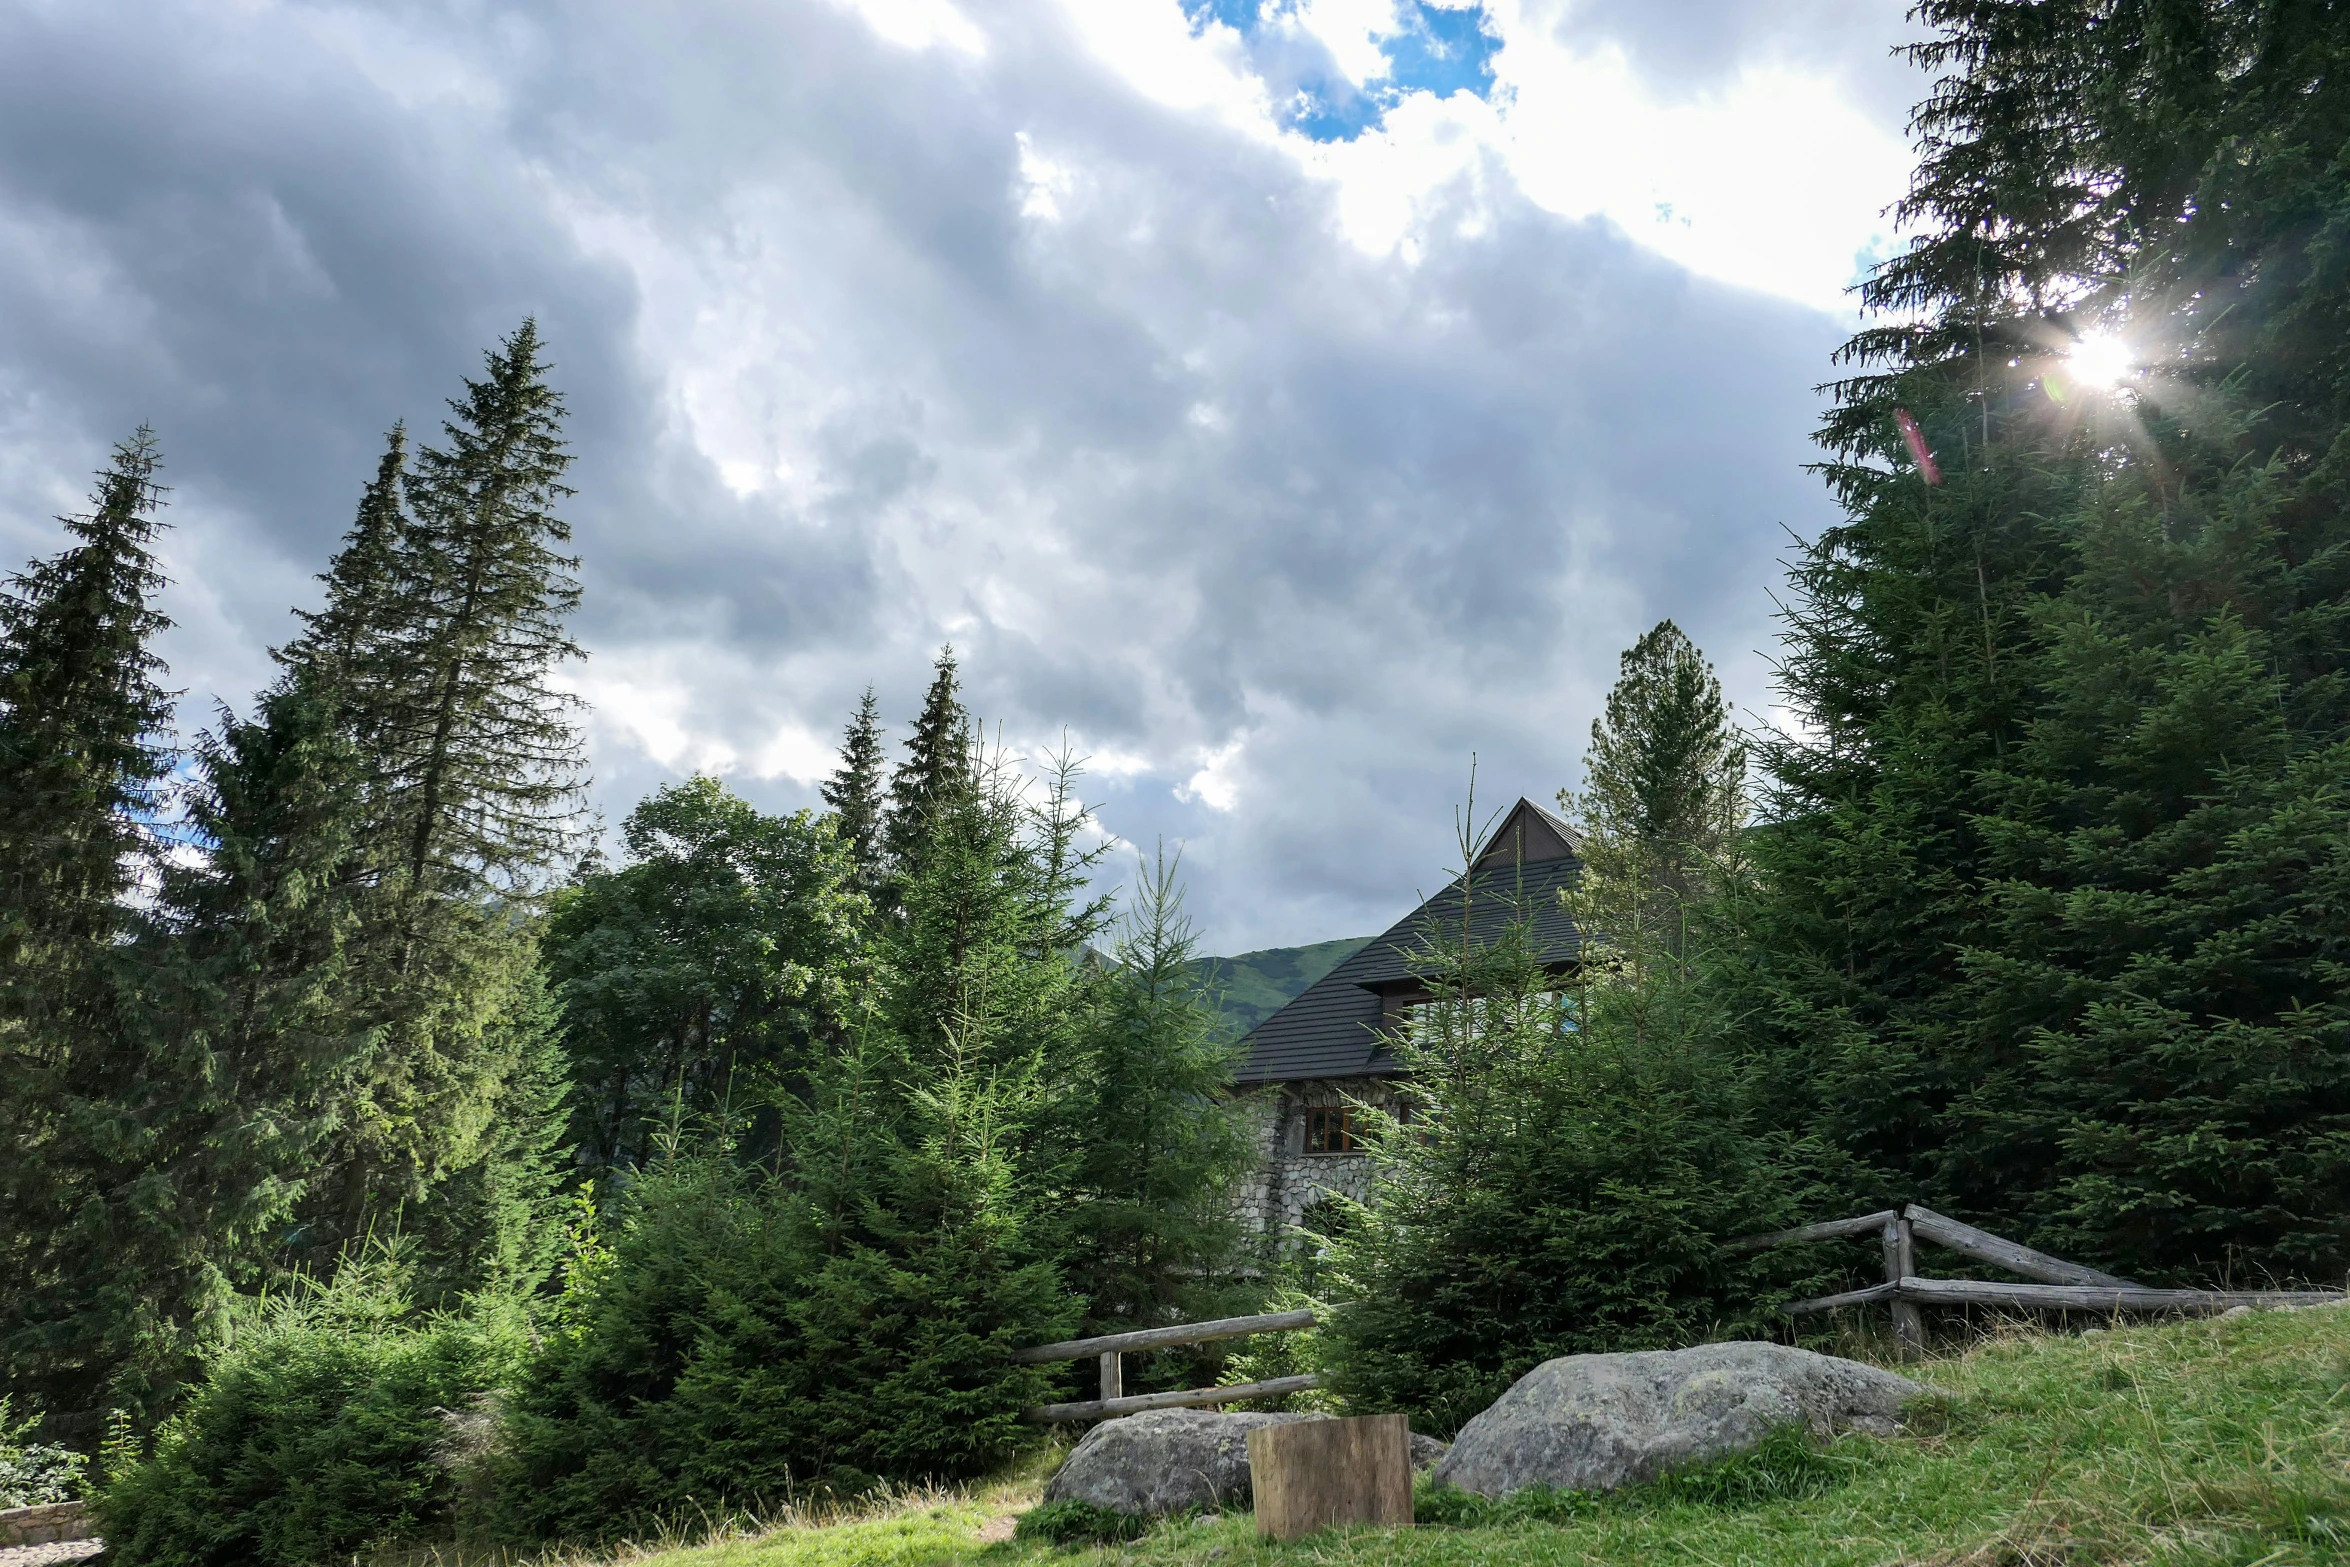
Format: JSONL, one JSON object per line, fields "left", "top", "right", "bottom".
{"left": 0, "top": 0, "right": 1900, "bottom": 951}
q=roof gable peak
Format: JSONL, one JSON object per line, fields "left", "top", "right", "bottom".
{"left": 1473, "top": 796, "right": 1581, "bottom": 869}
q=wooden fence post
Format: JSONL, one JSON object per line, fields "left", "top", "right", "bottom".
{"left": 1249, "top": 1414, "right": 1412, "bottom": 1541}
{"left": 1882, "top": 1213, "right": 1923, "bottom": 1362}
{"left": 1100, "top": 1350, "right": 1122, "bottom": 1403}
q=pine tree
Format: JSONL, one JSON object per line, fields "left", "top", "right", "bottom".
{"left": 1562, "top": 620, "right": 1745, "bottom": 979}
{"left": 384, "top": 318, "right": 584, "bottom": 910}
{"left": 1574, "top": 622, "right": 1742, "bottom": 884}
{"left": 1740, "top": 0, "right": 2350, "bottom": 1280}
{"left": 292, "top": 425, "right": 407, "bottom": 690}
{"left": 1046, "top": 847, "right": 1252, "bottom": 1355}
{"left": 820, "top": 688, "right": 888, "bottom": 892}
{"left": 1323, "top": 801, "right": 1833, "bottom": 1436}
{"left": 0, "top": 429, "right": 175, "bottom": 992}
{"left": 0, "top": 432, "right": 184, "bottom": 1424}
{"left": 882, "top": 648, "right": 970, "bottom": 886}
{"left": 1553, "top": 624, "right": 1751, "bottom": 1085}
{"left": 283, "top": 325, "right": 586, "bottom": 1291}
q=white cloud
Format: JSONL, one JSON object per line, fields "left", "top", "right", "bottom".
{"left": 0, "top": 0, "right": 1912, "bottom": 950}
{"left": 1485, "top": 15, "right": 1913, "bottom": 310}
{"left": 1056, "top": 0, "right": 1916, "bottom": 313}
{"left": 1015, "top": 132, "right": 1078, "bottom": 222}
{"left": 1053, "top": 0, "right": 1278, "bottom": 133}
{"left": 829, "top": 0, "right": 989, "bottom": 57}
{"left": 1285, "top": 0, "right": 1406, "bottom": 84}
{"left": 1179, "top": 737, "right": 1249, "bottom": 813}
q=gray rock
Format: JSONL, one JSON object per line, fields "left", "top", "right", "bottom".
{"left": 1409, "top": 1432, "right": 1449, "bottom": 1471}
{"left": 2219, "top": 1304, "right": 2255, "bottom": 1320}
{"left": 1042, "top": 1410, "right": 1327, "bottom": 1515}
{"left": 1433, "top": 1342, "right": 1921, "bottom": 1499}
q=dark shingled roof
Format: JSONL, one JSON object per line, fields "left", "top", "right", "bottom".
{"left": 1231, "top": 798, "right": 1583, "bottom": 1085}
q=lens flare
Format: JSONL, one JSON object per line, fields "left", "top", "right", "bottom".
{"left": 2066, "top": 331, "right": 2134, "bottom": 389}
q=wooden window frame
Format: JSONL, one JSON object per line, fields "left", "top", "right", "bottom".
{"left": 1303, "top": 1105, "right": 1361, "bottom": 1156}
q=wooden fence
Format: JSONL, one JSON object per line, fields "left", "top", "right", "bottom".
{"left": 1016, "top": 1308, "right": 1322, "bottom": 1423}
{"left": 1732, "top": 1202, "right": 2346, "bottom": 1360}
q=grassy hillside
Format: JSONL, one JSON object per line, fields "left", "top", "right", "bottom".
{"left": 557, "top": 1304, "right": 2350, "bottom": 1567}
{"left": 1187, "top": 937, "right": 1372, "bottom": 1041}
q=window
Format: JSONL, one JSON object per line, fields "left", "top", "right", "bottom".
{"left": 1403, "top": 989, "right": 1579, "bottom": 1045}
{"left": 1303, "top": 1105, "right": 1361, "bottom": 1155}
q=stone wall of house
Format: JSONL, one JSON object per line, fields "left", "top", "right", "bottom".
{"left": 1233, "top": 1076, "right": 1402, "bottom": 1240}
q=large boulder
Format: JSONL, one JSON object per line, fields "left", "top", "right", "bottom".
{"left": 1042, "top": 1410, "right": 1327, "bottom": 1515}
{"left": 1433, "top": 1342, "right": 1920, "bottom": 1498}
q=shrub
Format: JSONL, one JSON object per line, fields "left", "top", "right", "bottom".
{"left": 492, "top": 1124, "right": 1073, "bottom": 1544}
{"left": 1014, "top": 1497, "right": 1163, "bottom": 1545}
{"left": 0, "top": 1397, "right": 87, "bottom": 1507}
{"left": 95, "top": 1255, "right": 521, "bottom": 1567}
{"left": 1319, "top": 899, "right": 1852, "bottom": 1436}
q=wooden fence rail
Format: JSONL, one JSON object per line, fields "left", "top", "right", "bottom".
{"left": 1736, "top": 1202, "right": 2344, "bottom": 1360}
{"left": 1017, "top": 1308, "right": 1322, "bottom": 1423}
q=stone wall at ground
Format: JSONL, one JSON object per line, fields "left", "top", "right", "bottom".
{"left": 0, "top": 1504, "right": 91, "bottom": 1548}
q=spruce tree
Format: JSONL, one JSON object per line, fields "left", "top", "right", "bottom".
{"left": 1575, "top": 622, "right": 1742, "bottom": 883}
{"left": 820, "top": 688, "right": 888, "bottom": 892}
{"left": 1740, "top": 0, "right": 2350, "bottom": 1280}
{"left": 0, "top": 429, "right": 175, "bottom": 992}
{"left": 0, "top": 432, "right": 184, "bottom": 1423}
{"left": 1555, "top": 624, "right": 1749, "bottom": 1068}
{"left": 882, "top": 648, "right": 970, "bottom": 886}
{"left": 1047, "top": 847, "right": 1251, "bottom": 1355}
{"left": 283, "top": 325, "right": 586, "bottom": 1292}
{"left": 292, "top": 425, "right": 408, "bottom": 689}
{"left": 1562, "top": 620, "right": 1745, "bottom": 975}
{"left": 1323, "top": 804, "right": 1831, "bottom": 1436}
{"left": 384, "top": 317, "right": 584, "bottom": 908}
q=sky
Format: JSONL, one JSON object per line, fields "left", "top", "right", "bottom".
{"left": 0, "top": 0, "right": 1930, "bottom": 955}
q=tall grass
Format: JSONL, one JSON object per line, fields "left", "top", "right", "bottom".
{"left": 597, "top": 1305, "right": 2350, "bottom": 1567}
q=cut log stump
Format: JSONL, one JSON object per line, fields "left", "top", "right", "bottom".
{"left": 1247, "top": 1413, "right": 1412, "bottom": 1542}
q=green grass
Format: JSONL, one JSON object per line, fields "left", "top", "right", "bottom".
{"left": 561, "top": 1306, "right": 2350, "bottom": 1567}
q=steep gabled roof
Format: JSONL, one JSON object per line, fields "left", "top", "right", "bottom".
{"left": 1474, "top": 795, "right": 1582, "bottom": 868}
{"left": 1230, "top": 797, "right": 1583, "bottom": 1085}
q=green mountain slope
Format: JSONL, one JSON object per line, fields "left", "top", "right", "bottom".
{"left": 1188, "top": 936, "right": 1372, "bottom": 1041}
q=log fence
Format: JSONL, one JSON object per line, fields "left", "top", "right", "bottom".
{"left": 1016, "top": 1307, "right": 1322, "bottom": 1423}
{"left": 1734, "top": 1201, "right": 2345, "bottom": 1360}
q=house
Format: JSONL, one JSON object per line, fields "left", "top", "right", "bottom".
{"left": 1231, "top": 796, "right": 1584, "bottom": 1237}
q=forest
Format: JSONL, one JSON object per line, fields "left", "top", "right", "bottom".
{"left": 3, "top": 2, "right": 2348, "bottom": 1563}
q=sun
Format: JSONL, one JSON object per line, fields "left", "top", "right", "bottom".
{"left": 2066, "top": 331, "right": 2135, "bottom": 389}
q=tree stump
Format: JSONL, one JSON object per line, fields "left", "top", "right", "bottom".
{"left": 1246, "top": 1413, "right": 1412, "bottom": 1541}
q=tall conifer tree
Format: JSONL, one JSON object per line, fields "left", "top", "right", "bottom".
{"left": 0, "top": 430, "right": 175, "bottom": 992}
{"left": 882, "top": 648, "right": 970, "bottom": 885}
{"left": 820, "top": 688, "right": 888, "bottom": 891}
{"left": 114, "top": 428, "right": 428, "bottom": 1373}
{"left": 283, "top": 326, "right": 586, "bottom": 1293}
{"left": 383, "top": 319, "right": 584, "bottom": 910}
{"left": 0, "top": 432, "right": 184, "bottom": 1423}
{"left": 1567, "top": 620, "right": 1744, "bottom": 914}
{"left": 1741, "top": 0, "right": 2350, "bottom": 1281}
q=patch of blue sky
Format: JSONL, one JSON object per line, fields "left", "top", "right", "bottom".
{"left": 1182, "top": 0, "right": 1263, "bottom": 32}
{"left": 1187, "top": 0, "right": 1500, "bottom": 144}
{"left": 1846, "top": 234, "right": 1900, "bottom": 293}
{"left": 1283, "top": 75, "right": 1388, "bottom": 141}
{"left": 1381, "top": 2, "right": 1500, "bottom": 103}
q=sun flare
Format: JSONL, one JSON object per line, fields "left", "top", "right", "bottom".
{"left": 2066, "top": 331, "right": 2135, "bottom": 389}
